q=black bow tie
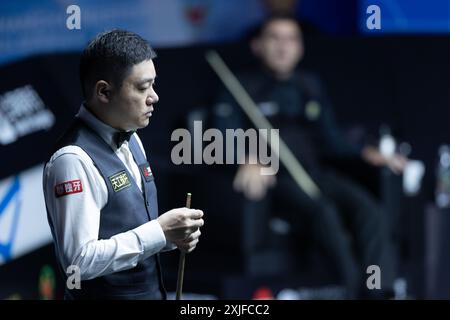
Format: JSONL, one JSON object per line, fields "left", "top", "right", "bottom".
{"left": 114, "top": 130, "right": 135, "bottom": 148}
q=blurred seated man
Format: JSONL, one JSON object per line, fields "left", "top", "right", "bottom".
{"left": 211, "top": 15, "right": 406, "bottom": 299}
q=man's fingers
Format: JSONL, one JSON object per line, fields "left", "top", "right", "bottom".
{"left": 186, "top": 209, "right": 203, "bottom": 219}
{"left": 177, "top": 238, "right": 199, "bottom": 253}
{"left": 188, "top": 238, "right": 199, "bottom": 249}
{"left": 183, "top": 229, "right": 201, "bottom": 242}
{"left": 181, "top": 221, "right": 203, "bottom": 239}
{"left": 190, "top": 218, "right": 204, "bottom": 229}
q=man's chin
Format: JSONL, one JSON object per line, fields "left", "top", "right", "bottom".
{"left": 138, "top": 118, "right": 150, "bottom": 128}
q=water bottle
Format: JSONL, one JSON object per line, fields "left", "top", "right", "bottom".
{"left": 435, "top": 145, "right": 450, "bottom": 209}
{"left": 379, "top": 125, "right": 396, "bottom": 158}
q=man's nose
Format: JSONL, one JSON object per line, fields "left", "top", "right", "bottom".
{"left": 147, "top": 90, "right": 159, "bottom": 105}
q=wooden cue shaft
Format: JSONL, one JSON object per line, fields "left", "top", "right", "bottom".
{"left": 176, "top": 193, "right": 191, "bottom": 300}
{"left": 205, "top": 50, "right": 321, "bottom": 199}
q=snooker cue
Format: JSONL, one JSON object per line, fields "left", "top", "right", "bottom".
{"left": 175, "top": 192, "right": 192, "bottom": 300}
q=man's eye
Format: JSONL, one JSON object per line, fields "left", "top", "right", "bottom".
{"left": 138, "top": 87, "right": 148, "bottom": 91}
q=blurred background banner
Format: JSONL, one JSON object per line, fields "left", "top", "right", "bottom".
{"left": 0, "top": 0, "right": 265, "bottom": 66}
{"left": 3, "top": 0, "right": 450, "bottom": 67}
{"left": 0, "top": 165, "right": 51, "bottom": 265}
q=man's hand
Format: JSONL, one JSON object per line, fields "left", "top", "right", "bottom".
{"left": 172, "top": 228, "right": 201, "bottom": 253}
{"left": 233, "top": 163, "right": 277, "bottom": 201}
{"left": 362, "top": 145, "right": 408, "bottom": 175}
{"left": 157, "top": 208, "right": 204, "bottom": 252}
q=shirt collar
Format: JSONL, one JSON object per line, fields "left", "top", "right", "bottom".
{"left": 76, "top": 103, "right": 128, "bottom": 150}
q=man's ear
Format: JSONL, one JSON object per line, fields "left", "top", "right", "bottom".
{"left": 95, "top": 80, "right": 112, "bottom": 103}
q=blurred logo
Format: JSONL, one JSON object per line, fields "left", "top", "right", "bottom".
{"left": 109, "top": 171, "right": 131, "bottom": 192}
{"left": 0, "top": 85, "right": 55, "bottom": 145}
{"left": 140, "top": 162, "right": 154, "bottom": 182}
{"left": 184, "top": 0, "right": 211, "bottom": 25}
{"left": 258, "top": 101, "right": 279, "bottom": 117}
{"left": 252, "top": 286, "right": 274, "bottom": 300}
{"left": 39, "top": 265, "right": 56, "bottom": 300}
{"left": 0, "top": 176, "right": 21, "bottom": 264}
{"left": 143, "top": 165, "right": 152, "bottom": 177}
{"left": 54, "top": 179, "right": 83, "bottom": 198}
{"left": 305, "top": 100, "right": 321, "bottom": 121}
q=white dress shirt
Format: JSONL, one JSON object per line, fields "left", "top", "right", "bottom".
{"left": 43, "top": 105, "right": 172, "bottom": 281}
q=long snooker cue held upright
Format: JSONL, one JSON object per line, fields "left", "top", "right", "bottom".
{"left": 205, "top": 50, "right": 321, "bottom": 200}
{"left": 176, "top": 192, "right": 191, "bottom": 300}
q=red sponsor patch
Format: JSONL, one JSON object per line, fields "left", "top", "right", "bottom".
{"left": 143, "top": 165, "right": 152, "bottom": 177}
{"left": 54, "top": 179, "right": 83, "bottom": 198}
{"left": 139, "top": 162, "right": 154, "bottom": 182}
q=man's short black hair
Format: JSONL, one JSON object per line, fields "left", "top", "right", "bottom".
{"left": 79, "top": 29, "right": 156, "bottom": 100}
{"left": 248, "top": 14, "right": 302, "bottom": 41}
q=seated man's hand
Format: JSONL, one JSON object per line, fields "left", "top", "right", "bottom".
{"left": 362, "top": 145, "right": 408, "bottom": 175}
{"left": 233, "top": 162, "right": 277, "bottom": 201}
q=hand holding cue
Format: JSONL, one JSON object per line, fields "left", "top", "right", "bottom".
{"left": 176, "top": 193, "right": 191, "bottom": 300}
